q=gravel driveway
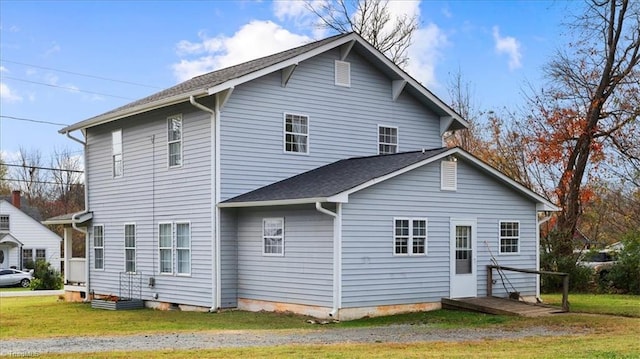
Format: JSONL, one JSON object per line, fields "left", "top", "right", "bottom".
{"left": 1, "top": 325, "right": 576, "bottom": 356}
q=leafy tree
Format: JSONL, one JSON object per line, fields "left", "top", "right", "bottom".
{"left": 29, "top": 260, "right": 63, "bottom": 290}
{"left": 605, "top": 230, "right": 640, "bottom": 294}
{"left": 306, "top": 0, "right": 418, "bottom": 67}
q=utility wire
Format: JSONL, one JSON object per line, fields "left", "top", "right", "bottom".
{"left": 1, "top": 75, "right": 135, "bottom": 100}
{"left": 3, "top": 163, "right": 84, "bottom": 173}
{"left": 0, "top": 115, "right": 69, "bottom": 126}
{"left": 1, "top": 58, "right": 162, "bottom": 89}
{"left": 1, "top": 178, "right": 84, "bottom": 185}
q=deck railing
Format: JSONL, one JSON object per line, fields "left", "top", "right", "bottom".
{"left": 67, "top": 258, "right": 86, "bottom": 283}
{"left": 487, "top": 265, "right": 569, "bottom": 312}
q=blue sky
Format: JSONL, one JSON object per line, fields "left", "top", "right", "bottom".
{"left": 0, "top": 0, "right": 578, "bottom": 165}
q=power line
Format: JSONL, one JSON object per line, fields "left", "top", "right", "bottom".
{"left": 3, "top": 163, "right": 84, "bottom": 173}
{"left": 0, "top": 115, "right": 69, "bottom": 126}
{"left": 1, "top": 178, "right": 84, "bottom": 185}
{"left": 2, "top": 75, "right": 136, "bottom": 100}
{"left": 0, "top": 58, "right": 162, "bottom": 89}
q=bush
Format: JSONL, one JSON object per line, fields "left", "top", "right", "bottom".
{"left": 29, "top": 260, "right": 63, "bottom": 290}
{"left": 603, "top": 230, "right": 640, "bottom": 294}
{"left": 541, "top": 250, "right": 593, "bottom": 293}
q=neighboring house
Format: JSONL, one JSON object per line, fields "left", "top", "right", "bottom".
{"left": 52, "top": 33, "right": 558, "bottom": 319}
{"left": 0, "top": 191, "right": 62, "bottom": 272}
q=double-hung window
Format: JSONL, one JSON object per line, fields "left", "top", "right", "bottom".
{"left": 112, "top": 129, "right": 123, "bottom": 177}
{"left": 35, "top": 249, "right": 46, "bottom": 263}
{"left": 394, "top": 218, "right": 427, "bottom": 255}
{"left": 284, "top": 113, "right": 308, "bottom": 154}
{"left": 378, "top": 126, "right": 398, "bottom": 154}
{"left": 168, "top": 115, "right": 183, "bottom": 167}
{"left": 263, "top": 218, "right": 284, "bottom": 256}
{"left": 93, "top": 225, "right": 104, "bottom": 270}
{"left": 0, "top": 215, "right": 9, "bottom": 231}
{"left": 499, "top": 221, "right": 520, "bottom": 254}
{"left": 124, "top": 224, "right": 136, "bottom": 273}
{"left": 158, "top": 222, "right": 191, "bottom": 275}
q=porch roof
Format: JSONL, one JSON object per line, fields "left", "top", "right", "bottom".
{"left": 0, "top": 233, "right": 23, "bottom": 246}
{"left": 42, "top": 211, "right": 93, "bottom": 226}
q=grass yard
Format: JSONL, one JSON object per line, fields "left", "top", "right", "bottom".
{"left": 0, "top": 286, "right": 31, "bottom": 292}
{"left": 541, "top": 293, "right": 640, "bottom": 317}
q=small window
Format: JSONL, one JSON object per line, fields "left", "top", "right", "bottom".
{"left": 22, "top": 248, "right": 33, "bottom": 269}
{"left": 0, "top": 215, "right": 9, "bottom": 231}
{"left": 159, "top": 223, "right": 173, "bottom": 274}
{"left": 263, "top": 218, "right": 284, "bottom": 256}
{"left": 93, "top": 225, "right": 104, "bottom": 270}
{"left": 125, "top": 224, "right": 136, "bottom": 273}
{"left": 335, "top": 60, "right": 351, "bottom": 87}
{"left": 35, "top": 249, "right": 46, "bottom": 263}
{"left": 176, "top": 222, "right": 191, "bottom": 275}
{"left": 499, "top": 221, "right": 520, "bottom": 254}
{"left": 441, "top": 160, "right": 457, "bottom": 191}
{"left": 394, "top": 218, "right": 427, "bottom": 255}
{"left": 378, "top": 126, "right": 398, "bottom": 154}
{"left": 284, "top": 113, "right": 308, "bottom": 154}
{"left": 168, "top": 115, "right": 183, "bottom": 167}
{"left": 112, "top": 129, "right": 123, "bottom": 177}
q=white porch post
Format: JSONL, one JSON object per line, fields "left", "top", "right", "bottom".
{"left": 63, "top": 227, "right": 73, "bottom": 284}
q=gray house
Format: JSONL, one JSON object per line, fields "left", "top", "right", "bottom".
{"left": 54, "top": 33, "right": 558, "bottom": 319}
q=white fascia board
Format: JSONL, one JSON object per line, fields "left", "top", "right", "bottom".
{"left": 59, "top": 90, "right": 208, "bottom": 134}
{"left": 218, "top": 197, "right": 329, "bottom": 208}
{"left": 0, "top": 233, "right": 23, "bottom": 246}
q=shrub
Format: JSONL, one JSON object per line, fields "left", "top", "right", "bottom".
{"left": 603, "top": 230, "right": 640, "bottom": 294}
{"left": 29, "top": 260, "right": 63, "bottom": 290}
{"left": 540, "top": 230, "right": 593, "bottom": 293}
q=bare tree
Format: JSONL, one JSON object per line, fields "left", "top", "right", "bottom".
{"left": 50, "top": 148, "right": 84, "bottom": 215}
{"left": 306, "top": 0, "right": 418, "bottom": 67}
{"left": 14, "top": 147, "right": 48, "bottom": 202}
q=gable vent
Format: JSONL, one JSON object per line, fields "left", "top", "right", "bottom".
{"left": 441, "top": 160, "right": 457, "bottom": 191}
{"left": 335, "top": 60, "right": 351, "bottom": 87}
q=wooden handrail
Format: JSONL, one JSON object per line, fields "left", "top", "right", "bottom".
{"left": 487, "top": 265, "right": 569, "bottom": 312}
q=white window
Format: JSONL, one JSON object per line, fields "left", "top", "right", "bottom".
{"left": 124, "top": 224, "right": 136, "bottom": 273}
{"left": 93, "top": 225, "right": 104, "bottom": 270}
{"left": 168, "top": 115, "right": 183, "bottom": 167}
{"left": 394, "top": 218, "right": 427, "bottom": 255}
{"left": 0, "top": 215, "right": 9, "bottom": 231}
{"left": 284, "top": 113, "right": 308, "bottom": 154}
{"left": 22, "top": 249, "right": 33, "bottom": 268}
{"left": 159, "top": 223, "right": 173, "bottom": 274}
{"left": 335, "top": 60, "right": 351, "bottom": 87}
{"left": 441, "top": 160, "right": 457, "bottom": 191}
{"left": 263, "top": 218, "right": 284, "bottom": 256}
{"left": 35, "top": 249, "right": 46, "bottom": 262}
{"left": 158, "top": 222, "right": 191, "bottom": 275}
{"left": 378, "top": 126, "right": 398, "bottom": 154}
{"left": 112, "top": 129, "right": 123, "bottom": 177}
{"left": 499, "top": 221, "right": 520, "bottom": 254}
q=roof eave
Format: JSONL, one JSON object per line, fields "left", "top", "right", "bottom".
{"left": 218, "top": 197, "right": 336, "bottom": 208}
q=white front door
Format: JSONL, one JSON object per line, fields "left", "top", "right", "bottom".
{"left": 450, "top": 219, "right": 477, "bottom": 298}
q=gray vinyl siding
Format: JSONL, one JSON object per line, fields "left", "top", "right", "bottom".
{"left": 219, "top": 208, "right": 237, "bottom": 308}
{"left": 219, "top": 49, "right": 443, "bottom": 200}
{"left": 236, "top": 205, "right": 333, "bottom": 307}
{"left": 341, "top": 159, "right": 538, "bottom": 308}
{"left": 86, "top": 102, "right": 215, "bottom": 307}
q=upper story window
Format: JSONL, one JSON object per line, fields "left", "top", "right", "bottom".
{"left": 394, "top": 218, "right": 427, "bottom": 255}
{"left": 168, "top": 114, "right": 183, "bottom": 167}
{"left": 112, "top": 129, "right": 123, "bottom": 177}
{"left": 125, "top": 224, "right": 136, "bottom": 273}
{"left": 263, "top": 218, "right": 284, "bottom": 256}
{"left": 335, "top": 60, "right": 351, "bottom": 87}
{"left": 441, "top": 159, "right": 457, "bottom": 191}
{"left": 284, "top": 113, "right": 308, "bottom": 154}
{"left": 499, "top": 221, "right": 520, "bottom": 254}
{"left": 93, "top": 225, "right": 104, "bottom": 270}
{"left": 0, "top": 215, "right": 9, "bottom": 231}
{"left": 378, "top": 126, "right": 398, "bottom": 154}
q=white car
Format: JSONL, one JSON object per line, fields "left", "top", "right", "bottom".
{"left": 0, "top": 268, "right": 33, "bottom": 288}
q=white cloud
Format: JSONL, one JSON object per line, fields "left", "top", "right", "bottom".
{"left": 0, "top": 82, "right": 23, "bottom": 103}
{"left": 0, "top": 66, "right": 7, "bottom": 73}
{"left": 405, "top": 23, "right": 448, "bottom": 87}
{"left": 43, "top": 42, "right": 61, "bottom": 58}
{"left": 172, "top": 20, "right": 311, "bottom": 82}
{"left": 492, "top": 26, "right": 522, "bottom": 70}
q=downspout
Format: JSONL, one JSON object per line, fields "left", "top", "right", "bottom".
{"left": 536, "top": 212, "right": 553, "bottom": 299}
{"left": 66, "top": 131, "right": 90, "bottom": 301}
{"left": 315, "top": 202, "right": 342, "bottom": 318}
{"left": 189, "top": 96, "right": 220, "bottom": 311}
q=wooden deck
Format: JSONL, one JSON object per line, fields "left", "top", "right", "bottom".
{"left": 441, "top": 297, "right": 566, "bottom": 317}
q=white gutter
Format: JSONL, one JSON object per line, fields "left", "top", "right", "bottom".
{"left": 189, "top": 96, "right": 220, "bottom": 311}
{"left": 65, "top": 131, "right": 91, "bottom": 301}
{"left": 315, "top": 202, "right": 342, "bottom": 318}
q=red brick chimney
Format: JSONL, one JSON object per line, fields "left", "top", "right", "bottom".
{"left": 11, "top": 190, "right": 21, "bottom": 209}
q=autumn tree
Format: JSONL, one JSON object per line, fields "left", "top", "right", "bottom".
{"left": 306, "top": 0, "right": 418, "bottom": 67}
{"left": 0, "top": 155, "right": 9, "bottom": 195}
{"left": 525, "top": 0, "right": 640, "bottom": 252}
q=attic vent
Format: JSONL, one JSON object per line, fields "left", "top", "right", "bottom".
{"left": 441, "top": 160, "right": 457, "bottom": 191}
{"left": 335, "top": 60, "right": 351, "bottom": 87}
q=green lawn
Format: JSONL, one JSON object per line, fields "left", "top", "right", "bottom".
{"left": 0, "top": 286, "right": 31, "bottom": 292}
{"left": 541, "top": 293, "right": 640, "bottom": 317}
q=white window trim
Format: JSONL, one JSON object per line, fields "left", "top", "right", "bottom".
{"left": 167, "top": 114, "right": 183, "bottom": 168}
{"left": 158, "top": 222, "right": 173, "bottom": 275}
{"left": 112, "top": 129, "right": 123, "bottom": 178}
{"left": 441, "top": 160, "right": 458, "bottom": 191}
{"left": 124, "top": 223, "right": 136, "bottom": 273}
{"left": 393, "top": 217, "right": 428, "bottom": 256}
{"left": 175, "top": 221, "right": 192, "bottom": 276}
{"left": 498, "top": 220, "right": 521, "bottom": 255}
{"left": 35, "top": 248, "right": 47, "bottom": 262}
{"left": 0, "top": 214, "right": 10, "bottom": 231}
{"left": 283, "top": 112, "right": 309, "bottom": 155}
{"left": 335, "top": 60, "right": 351, "bottom": 87}
{"left": 93, "top": 225, "right": 105, "bottom": 271}
{"left": 377, "top": 124, "right": 399, "bottom": 155}
{"left": 262, "top": 217, "right": 285, "bottom": 257}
